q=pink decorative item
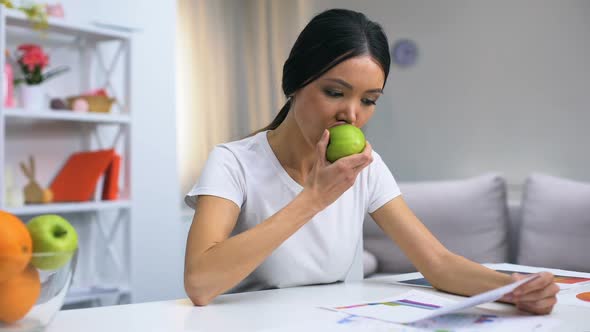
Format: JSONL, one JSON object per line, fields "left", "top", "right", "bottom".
{"left": 82, "top": 88, "right": 109, "bottom": 97}
{"left": 45, "top": 3, "right": 65, "bottom": 18}
{"left": 14, "top": 44, "right": 69, "bottom": 85}
{"left": 71, "top": 98, "right": 89, "bottom": 112}
{"left": 14, "top": 44, "right": 68, "bottom": 111}
{"left": 3, "top": 63, "right": 15, "bottom": 107}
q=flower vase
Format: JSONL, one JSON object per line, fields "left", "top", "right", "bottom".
{"left": 19, "top": 84, "right": 46, "bottom": 110}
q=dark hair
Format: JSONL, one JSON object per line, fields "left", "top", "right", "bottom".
{"left": 257, "top": 8, "right": 391, "bottom": 133}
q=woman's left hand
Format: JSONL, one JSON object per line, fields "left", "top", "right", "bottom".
{"left": 504, "top": 272, "right": 559, "bottom": 315}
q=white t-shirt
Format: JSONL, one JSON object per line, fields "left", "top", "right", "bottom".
{"left": 185, "top": 131, "right": 400, "bottom": 293}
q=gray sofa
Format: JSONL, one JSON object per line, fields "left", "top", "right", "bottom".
{"left": 362, "top": 173, "right": 590, "bottom": 276}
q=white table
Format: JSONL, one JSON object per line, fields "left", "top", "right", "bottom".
{"left": 47, "top": 264, "right": 590, "bottom": 332}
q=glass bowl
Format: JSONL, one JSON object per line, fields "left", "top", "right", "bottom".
{"left": 0, "top": 250, "right": 77, "bottom": 332}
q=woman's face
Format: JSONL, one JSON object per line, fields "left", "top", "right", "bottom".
{"left": 291, "top": 55, "right": 385, "bottom": 146}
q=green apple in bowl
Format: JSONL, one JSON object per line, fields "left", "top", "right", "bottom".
{"left": 326, "top": 124, "right": 366, "bottom": 162}
{"left": 26, "top": 214, "right": 78, "bottom": 270}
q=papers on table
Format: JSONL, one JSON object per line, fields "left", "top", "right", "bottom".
{"left": 330, "top": 310, "right": 560, "bottom": 332}
{"left": 322, "top": 275, "right": 539, "bottom": 324}
{"left": 409, "top": 274, "right": 539, "bottom": 323}
{"left": 321, "top": 282, "right": 561, "bottom": 331}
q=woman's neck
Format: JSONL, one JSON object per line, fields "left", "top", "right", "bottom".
{"left": 266, "top": 114, "right": 317, "bottom": 185}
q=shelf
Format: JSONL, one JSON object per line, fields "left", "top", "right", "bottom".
{"left": 64, "top": 286, "right": 130, "bottom": 306}
{"left": 4, "top": 200, "right": 131, "bottom": 215}
{"left": 1, "top": 5, "right": 134, "bottom": 309}
{"left": 3, "top": 108, "right": 130, "bottom": 124}
{"left": 4, "top": 9, "right": 130, "bottom": 42}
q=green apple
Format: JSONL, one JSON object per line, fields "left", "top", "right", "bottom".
{"left": 326, "top": 124, "right": 366, "bottom": 162}
{"left": 26, "top": 214, "right": 78, "bottom": 270}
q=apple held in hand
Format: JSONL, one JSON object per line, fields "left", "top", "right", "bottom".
{"left": 326, "top": 124, "right": 366, "bottom": 162}
{"left": 26, "top": 214, "right": 78, "bottom": 270}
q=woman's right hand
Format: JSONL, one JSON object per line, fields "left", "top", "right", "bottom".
{"left": 302, "top": 129, "right": 373, "bottom": 210}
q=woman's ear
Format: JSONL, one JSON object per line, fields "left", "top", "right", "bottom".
{"left": 288, "top": 93, "right": 297, "bottom": 109}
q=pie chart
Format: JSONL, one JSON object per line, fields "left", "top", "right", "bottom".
{"left": 576, "top": 292, "right": 590, "bottom": 302}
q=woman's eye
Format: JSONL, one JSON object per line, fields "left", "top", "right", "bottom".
{"left": 324, "top": 89, "right": 343, "bottom": 97}
{"left": 362, "top": 98, "right": 377, "bottom": 106}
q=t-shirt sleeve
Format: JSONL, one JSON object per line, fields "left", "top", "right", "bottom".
{"left": 367, "top": 150, "right": 401, "bottom": 213}
{"left": 184, "top": 146, "right": 245, "bottom": 210}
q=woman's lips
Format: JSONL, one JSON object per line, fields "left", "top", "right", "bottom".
{"left": 329, "top": 121, "right": 348, "bottom": 128}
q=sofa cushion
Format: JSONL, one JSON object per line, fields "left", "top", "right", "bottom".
{"left": 517, "top": 173, "right": 590, "bottom": 272}
{"left": 507, "top": 202, "right": 522, "bottom": 263}
{"left": 364, "top": 173, "right": 510, "bottom": 274}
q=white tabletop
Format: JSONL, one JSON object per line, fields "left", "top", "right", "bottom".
{"left": 46, "top": 264, "right": 590, "bottom": 332}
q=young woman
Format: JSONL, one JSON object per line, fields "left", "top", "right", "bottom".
{"left": 184, "top": 9, "right": 559, "bottom": 313}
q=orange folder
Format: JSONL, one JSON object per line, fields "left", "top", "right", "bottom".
{"left": 50, "top": 149, "right": 116, "bottom": 202}
{"left": 102, "top": 153, "right": 121, "bottom": 200}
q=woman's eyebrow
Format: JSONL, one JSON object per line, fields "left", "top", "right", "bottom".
{"left": 322, "top": 78, "right": 383, "bottom": 94}
{"left": 366, "top": 88, "right": 383, "bottom": 94}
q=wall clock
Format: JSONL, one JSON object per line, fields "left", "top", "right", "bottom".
{"left": 391, "top": 39, "right": 418, "bottom": 68}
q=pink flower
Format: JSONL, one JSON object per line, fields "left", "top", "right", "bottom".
{"left": 14, "top": 43, "right": 67, "bottom": 85}
{"left": 17, "top": 44, "right": 49, "bottom": 71}
{"left": 21, "top": 49, "right": 49, "bottom": 71}
{"left": 18, "top": 44, "right": 43, "bottom": 54}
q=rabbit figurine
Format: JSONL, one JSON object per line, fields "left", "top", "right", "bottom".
{"left": 20, "top": 156, "right": 53, "bottom": 204}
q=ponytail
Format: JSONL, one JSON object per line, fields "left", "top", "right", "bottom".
{"left": 252, "top": 98, "right": 292, "bottom": 134}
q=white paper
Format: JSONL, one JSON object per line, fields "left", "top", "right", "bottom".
{"left": 323, "top": 274, "right": 540, "bottom": 324}
{"left": 323, "top": 291, "right": 561, "bottom": 332}
{"left": 408, "top": 274, "right": 539, "bottom": 323}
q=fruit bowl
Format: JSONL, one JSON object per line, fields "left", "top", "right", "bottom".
{"left": 0, "top": 250, "right": 77, "bottom": 332}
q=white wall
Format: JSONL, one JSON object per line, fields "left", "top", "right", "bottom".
{"left": 124, "top": 1, "right": 185, "bottom": 303}
{"left": 309, "top": 0, "right": 590, "bottom": 198}
{"left": 58, "top": 0, "right": 185, "bottom": 302}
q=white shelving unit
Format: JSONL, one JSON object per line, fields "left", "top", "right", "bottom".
{"left": 4, "top": 200, "right": 131, "bottom": 215}
{"left": 0, "top": 7, "right": 133, "bottom": 308}
{"left": 3, "top": 108, "right": 131, "bottom": 124}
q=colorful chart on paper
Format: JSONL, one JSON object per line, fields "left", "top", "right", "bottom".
{"left": 334, "top": 298, "right": 440, "bottom": 311}
{"left": 576, "top": 292, "right": 590, "bottom": 302}
{"left": 336, "top": 312, "right": 501, "bottom": 330}
{"left": 332, "top": 295, "right": 441, "bottom": 324}
{"left": 325, "top": 290, "right": 560, "bottom": 331}
{"left": 330, "top": 291, "right": 499, "bottom": 327}
{"left": 410, "top": 313, "right": 499, "bottom": 330}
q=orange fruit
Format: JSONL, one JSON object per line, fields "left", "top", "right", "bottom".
{"left": 0, "top": 264, "right": 41, "bottom": 323}
{"left": 0, "top": 211, "right": 33, "bottom": 283}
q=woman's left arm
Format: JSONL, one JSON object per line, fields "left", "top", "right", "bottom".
{"left": 370, "top": 196, "right": 559, "bottom": 315}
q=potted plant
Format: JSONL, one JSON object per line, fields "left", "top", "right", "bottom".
{"left": 13, "top": 44, "right": 68, "bottom": 110}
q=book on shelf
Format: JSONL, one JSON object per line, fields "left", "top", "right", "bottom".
{"left": 50, "top": 149, "right": 121, "bottom": 202}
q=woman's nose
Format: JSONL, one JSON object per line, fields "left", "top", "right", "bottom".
{"left": 338, "top": 103, "right": 357, "bottom": 125}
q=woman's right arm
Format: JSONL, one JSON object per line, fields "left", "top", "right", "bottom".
{"left": 184, "top": 130, "right": 373, "bottom": 305}
{"left": 184, "top": 192, "right": 321, "bottom": 306}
